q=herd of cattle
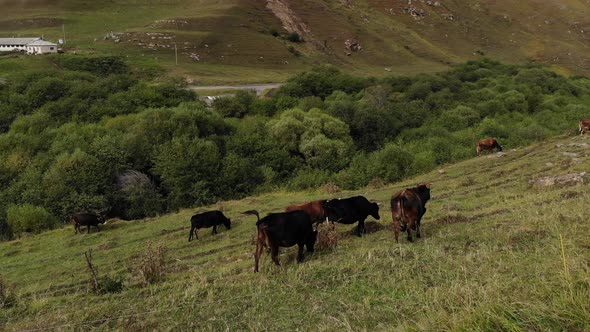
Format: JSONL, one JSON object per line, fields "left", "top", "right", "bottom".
{"left": 70, "top": 122, "right": 590, "bottom": 271}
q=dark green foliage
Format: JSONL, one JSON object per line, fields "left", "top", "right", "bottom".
{"left": 213, "top": 90, "right": 256, "bottom": 118}
{"left": 153, "top": 137, "right": 221, "bottom": 209}
{"left": 57, "top": 56, "right": 129, "bottom": 75}
{"left": 277, "top": 65, "right": 368, "bottom": 99}
{"left": 2, "top": 59, "right": 590, "bottom": 239}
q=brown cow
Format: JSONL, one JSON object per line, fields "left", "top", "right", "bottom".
{"left": 390, "top": 184, "right": 431, "bottom": 243}
{"left": 285, "top": 200, "right": 326, "bottom": 224}
{"left": 476, "top": 138, "right": 503, "bottom": 156}
{"left": 579, "top": 118, "right": 590, "bottom": 135}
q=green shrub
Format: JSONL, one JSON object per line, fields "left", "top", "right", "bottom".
{"left": 287, "top": 168, "right": 333, "bottom": 190}
{"left": 152, "top": 137, "right": 221, "bottom": 209}
{"left": 368, "top": 143, "right": 415, "bottom": 183}
{"left": 6, "top": 204, "right": 57, "bottom": 236}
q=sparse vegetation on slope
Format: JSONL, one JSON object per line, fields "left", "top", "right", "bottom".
{"left": 2, "top": 0, "right": 590, "bottom": 81}
{"left": 1, "top": 134, "right": 589, "bottom": 330}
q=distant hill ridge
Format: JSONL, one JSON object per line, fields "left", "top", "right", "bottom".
{"left": 2, "top": 0, "right": 590, "bottom": 80}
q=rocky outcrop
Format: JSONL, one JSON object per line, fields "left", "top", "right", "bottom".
{"left": 266, "top": 0, "right": 310, "bottom": 37}
{"left": 529, "top": 172, "right": 587, "bottom": 188}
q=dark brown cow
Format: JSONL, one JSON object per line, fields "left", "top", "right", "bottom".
{"left": 390, "top": 184, "right": 431, "bottom": 243}
{"left": 285, "top": 200, "right": 326, "bottom": 224}
{"left": 579, "top": 118, "right": 590, "bottom": 135}
{"left": 476, "top": 138, "right": 503, "bottom": 156}
{"left": 71, "top": 212, "right": 106, "bottom": 234}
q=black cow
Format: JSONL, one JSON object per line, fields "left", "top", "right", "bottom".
{"left": 188, "top": 210, "right": 231, "bottom": 242}
{"left": 243, "top": 210, "right": 317, "bottom": 273}
{"left": 71, "top": 212, "right": 106, "bottom": 234}
{"left": 322, "top": 195, "right": 380, "bottom": 237}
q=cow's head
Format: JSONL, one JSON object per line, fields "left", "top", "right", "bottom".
{"left": 321, "top": 200, "right": 337, "bottom": 221}
{"left": 98, "top": 215, "right": 107, "bottom": 225}
{"left": 370, "top": 202, "right": 380, "bottom": 220}
{"left": 223, "top": 217, "right": 232, "bottom": 230}
{"left": 418, "top": 183, "right": 431, "bottom": 202}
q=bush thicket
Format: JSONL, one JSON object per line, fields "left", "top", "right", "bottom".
{"left": 1, "top": 57, "right": 589, "bottom": 239}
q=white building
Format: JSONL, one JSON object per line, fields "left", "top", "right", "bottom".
{"left": 0, "top": 37, "right": 58, "bottom": 54}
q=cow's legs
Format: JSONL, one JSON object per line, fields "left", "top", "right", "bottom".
{"left": 96, "top": 225, "right": 100, "bottom": 232}
{"left": 270, "top": 244, "right": 281, "bottom": 266}
{"left": 212, "top": 225, "right": 217, "bottom": 235}
{"left": 356, "top": 219, "right": 365, "bottom": 237}
{"left": 392, "top": 214, "right": 401, "bottom": 243}
{"left": 416, "top": 212, "right": 424, "bottom": 238}
{"left": 188, "top": 225, "right": 195, "bottom": 242}
{"left": 87, "top": 225, "right": 91, "bottom": 234}
{"left": 254, "top": 229, "right": 264, "bottom": 272}
{"left": 406, "top": 219, "right": 414, "bottom": 242}
{"left": 297, "top": 243, "right": 305, "bottom": 263}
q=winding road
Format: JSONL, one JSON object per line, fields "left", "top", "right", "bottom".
{"left": 188, "top": 83, "right": 284, "bottom": 95}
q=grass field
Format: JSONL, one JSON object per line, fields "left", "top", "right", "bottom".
{"left": 1, "top": 134, "right": 589, "bottom": 330}
{"left": 2, "top": 0, "right": 590, "bottom": 83}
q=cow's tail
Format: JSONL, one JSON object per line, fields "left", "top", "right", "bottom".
{"left": 398, "top": 195, "right": 408, "bottom": 232}
{"left": 580, "top": 120, "right": 583, "bottom": 135}
{"left": 242, "top": 210, "right": 260, "bottom": 223}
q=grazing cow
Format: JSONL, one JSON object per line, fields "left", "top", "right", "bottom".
{"left": 390, "top": 183, "right": 431, "bottom": 243}
{"left": 476, "top": 138, "right": 503, "bottom": 156}
{"left": 322, "top": 196, "right": 380, "bottom": 237}
{"left": 71, "top": 212, "right": 106, "bottom": 234}
{"left": 579, "top": 118, "right": 590, "bottom": 135}
{"left": 285, "top": 199, "right": 327, "bottom": 224}
{"left": 243, "top": 210, "right": 317, "bottom": 273}
{"left": 188, "top": 210, "right": 231, "bottom": 242}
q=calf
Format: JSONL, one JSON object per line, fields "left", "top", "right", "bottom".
{"left": 390, "top": 183, "right": 431, "bottom": 243}
{"left": 285, "top": 199, "right": 326, "bottom": 224}
{"left": 579, "top": 118, "right": 590, "bottom": 135}
{"left": 71, "top": 212, "right": 106, "bottom": 234}
{"left": 188, "top": 210, "right": 231, "bottom": 242}
{"left": 244, "top": 210, "right": 317, "bottom": 273}
{"left": 476, "top": 138, "right": 503, "bottom": 156}
{"left": 322, "top": 195, "right": 380, "bottom": 237}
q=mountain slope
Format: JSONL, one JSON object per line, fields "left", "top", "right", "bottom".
{"left": 1, "top": 134, "right": 589, "bottom": 330}
{"left": 1, "top": 0, "right": 590, "bottom": 82}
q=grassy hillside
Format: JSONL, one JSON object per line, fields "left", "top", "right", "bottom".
{"left": 1, "top": 134, "right": 589, "bottom": 330}
{"left": 2, "top": 0, "right": 590, "bottom": 82}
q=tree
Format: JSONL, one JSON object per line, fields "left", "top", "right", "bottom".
{"left": 269, "top": 108, "right": 354, "bottom": 171}
{"left": 152, "top": 137, "right": 221, "bottom": 209}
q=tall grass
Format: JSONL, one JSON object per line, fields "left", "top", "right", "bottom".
{"left": 1, "top": 134, "right": 589, "bottom": 330}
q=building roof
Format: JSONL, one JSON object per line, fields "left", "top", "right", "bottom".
{"left": 0, "top": 37, "right": 41, "bottom": 45}
{"left": 27, "top": 40, "right": 57, "bottom": 46}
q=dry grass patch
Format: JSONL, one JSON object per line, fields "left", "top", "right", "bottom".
{"left": 130, "top": 243, "right": 167, "bottom": 287}
{"left": 315, "top": 222, "right": 340, "bottom": 250}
